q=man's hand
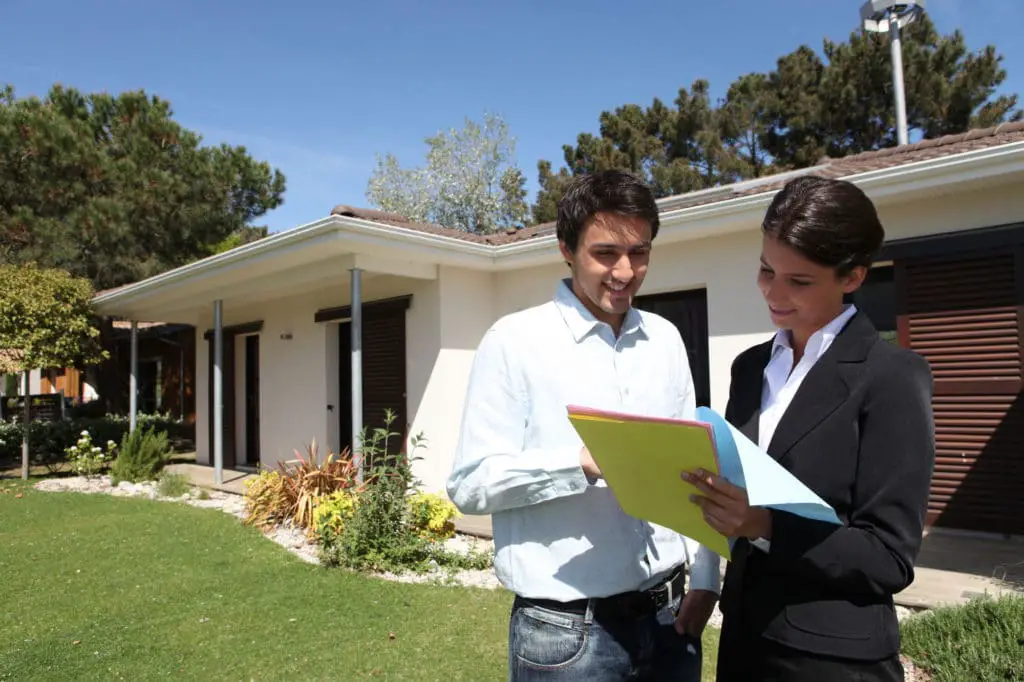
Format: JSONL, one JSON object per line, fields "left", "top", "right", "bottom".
{"left": 683, "top": 468, "right": 772, "bottom": 540}
{"left": 674, "top": 589, "right": 718, "bottom": 637}
{"left": 580, "top": 446, "right": 601, "bottom": 480}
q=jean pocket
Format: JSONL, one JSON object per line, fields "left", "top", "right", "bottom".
{"left": 511, "top": 604, "right": 589, "bottom": 670}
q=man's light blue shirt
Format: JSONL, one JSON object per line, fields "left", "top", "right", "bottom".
{"left": 446, "top": 279, "right": 722, "bottom": 601}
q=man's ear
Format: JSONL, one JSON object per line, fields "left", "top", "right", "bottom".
{"left": 558, "top": 240, "right": 572, "bottom": 261}
{"left": 558, "top": 240, "right": 575, "bottom": 269}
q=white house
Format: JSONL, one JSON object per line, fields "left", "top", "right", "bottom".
{"left": 93, "top": 122, "right": 1024, "bottom": 539}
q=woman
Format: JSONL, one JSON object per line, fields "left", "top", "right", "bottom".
{"left": 684, "top": 175, "right": 935, "bottom": 681}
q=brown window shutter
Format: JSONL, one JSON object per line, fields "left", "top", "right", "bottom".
{"left": 896, "top": 249, "right": 1023, "bottom": 535}
{"left": 360, "top": 312, "right": 408, "bottom": 466}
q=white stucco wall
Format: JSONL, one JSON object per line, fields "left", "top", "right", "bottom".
{"left": 194, "top": 272, "right": 441, "bottom": 469}
{"left": 407, "top": 267, "right": 496, "bottom": 494}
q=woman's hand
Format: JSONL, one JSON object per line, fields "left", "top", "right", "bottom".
{"left": 683, "top": 468, "right": 772, "bottom": 540}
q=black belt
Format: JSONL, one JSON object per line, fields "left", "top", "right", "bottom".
{"left": 520, "top": 567, "right": 686, "bottom": 618}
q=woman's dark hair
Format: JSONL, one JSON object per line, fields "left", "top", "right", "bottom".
{"left": 556, "top": 170, "right": 659, "bottom": 253}
{"left": 761, "top": 175, "right": 885, "bottom": 275}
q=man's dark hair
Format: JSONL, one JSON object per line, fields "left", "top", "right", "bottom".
{"left": 556, "top": 170, "right": 660, "bottom": 253}
{"left": 762, "top": 175, "right": 885, "bottom": 275}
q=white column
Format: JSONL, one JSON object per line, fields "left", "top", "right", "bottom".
{"left": 129, "top": 321, "right": 138, "bottom": 433}
{"left": 21, "top": 370, "right": 29, "bottom": 480}
{"left": 350, "top": 268, "right": 363, "bottom": 482}
{"left": 213, "top": 300, "right": 224, "bottom": 485}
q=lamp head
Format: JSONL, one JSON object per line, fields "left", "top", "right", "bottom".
{"left": 860, "top": 0, "right": 926, "bottom": 32}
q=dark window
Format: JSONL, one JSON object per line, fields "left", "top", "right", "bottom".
{"left": 849, "top": 265, "right": 897, "bottom": 344}
{"left": 243, "top": 335, "right": 260, "bottom": 466}
{"left": 137, "top": 359, "right": 161, "bottom": 413}
{"left": 634, "top": 288, "right": 711, "bottom": 407}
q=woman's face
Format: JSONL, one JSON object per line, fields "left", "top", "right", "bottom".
{"left": 757, "top": 234, "right": 866, "bottom": 336}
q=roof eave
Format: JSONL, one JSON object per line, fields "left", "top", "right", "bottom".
{"left": 94, "top": 140, "right": 1024, "bottom": 310}
{"left": 492, "top": 139, "right": 1024, "bottom": 263}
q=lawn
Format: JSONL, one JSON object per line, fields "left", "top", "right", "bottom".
{"left": 901, "top": 593, "right": 1024, "bottom": 681}
{"left": 0, "top": 479, "right": 720, "bottom": 681}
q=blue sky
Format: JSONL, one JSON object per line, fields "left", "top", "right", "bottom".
{"left": 4, "top": 0, "right": 1021, "bottom": 232}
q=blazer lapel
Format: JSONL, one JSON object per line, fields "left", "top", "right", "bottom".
{"left": 767, "top": 313, "right": 876, "bottom": 463}
{"left": 730, "top": 342, "right": 772, "bottom": 444}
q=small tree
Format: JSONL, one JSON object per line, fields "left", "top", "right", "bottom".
{"left": 366, "top": 112, "right": 530, "bottom": 234}
{"left": 0, "top": 263, "right": 107, "bottom": 479}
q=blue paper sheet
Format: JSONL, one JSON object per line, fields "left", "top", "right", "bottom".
{"left": 696, "top": 406, "right": 841, "bottom": 526}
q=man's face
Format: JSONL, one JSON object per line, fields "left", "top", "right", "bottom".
{"left": 559, "top": 211, "right": 653, "bottom": 330}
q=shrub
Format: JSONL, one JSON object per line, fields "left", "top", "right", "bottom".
{"left": 0, "top": 412, "right": 192, "bottom": 472}
{"left": 110, "top": 425, "right": 170, "bottom": 484}
{"left": 325, "top": 414, "right": 467, "bottom": 573}
{"left": 312, "top": 489, "right": 359, "bottom": 539}
{"left": 901, "top": 594, "right": 1024, "bottom": 681}
{"left": 330, "top": 450, "right": 429, "bottom": 572}
{"left": 277, "top": 440, "right": 361, "bottom": 532}
{"left": 312, "top": 489, "right": 360, "bottom": 566}
{"left": 65, "top": 430, "right": 116, "bottom": 477}
{"left": 407, "top": 491, "right": 460, "bottom": 542}
{"left": 242, "top": 440, "right": 360, "bottom": 535}
{"left": 243, "top": 470, "right": 288, "bottom": 529}
{"left": 156, "top": 472, "right": 192, "bottom": 498}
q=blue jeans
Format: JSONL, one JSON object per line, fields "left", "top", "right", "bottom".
{"left": 508, "top": 595, "right": 703, "bottom": 681}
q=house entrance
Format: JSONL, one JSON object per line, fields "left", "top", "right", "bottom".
{"left": 205, "top": 321, "right": 263, "bottom": 471}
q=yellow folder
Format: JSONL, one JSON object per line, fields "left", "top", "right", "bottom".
{"left": 566, "top": 405, "right": 731, "bottom": 559}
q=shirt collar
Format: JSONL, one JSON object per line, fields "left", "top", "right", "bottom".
{"left": 554, "top": 278, "right": 646, "bottom": 343}
{"left": 771, "top": 304, "right": 858, "bottom": 361}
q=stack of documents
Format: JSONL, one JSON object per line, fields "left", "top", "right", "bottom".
{"left": 566, "top": 405, "right": 840, "bottom": 559}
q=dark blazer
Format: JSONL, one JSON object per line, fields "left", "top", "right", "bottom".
{"left": 717, "top": 311, "right": 936, "bottom": 662}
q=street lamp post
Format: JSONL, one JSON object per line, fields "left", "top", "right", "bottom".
{"left": 860, "top": 0, "right": 927, "bottom": 146}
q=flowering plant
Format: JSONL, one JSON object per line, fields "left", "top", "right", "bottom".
{"left": 65, "top": 430, "right": 117, "bottom": 477}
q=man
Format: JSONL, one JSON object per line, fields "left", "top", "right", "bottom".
{"left": 446, "top": 170, "right": 721, "bottom": 681}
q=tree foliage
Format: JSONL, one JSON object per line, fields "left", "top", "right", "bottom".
{"left": 532, "top": 15, "right": 1021, "bottom": 223}
{"left": 0, "top": 263, "right": 105, "bottom": 373}
{"left": 208, "top": 225, "right": 270, "bottom": 255}
{"left": 0, "top": 84, "right": 286, "bottom": 290}
{"left": 366, "top": 113, "right": 529, "bottom": 234}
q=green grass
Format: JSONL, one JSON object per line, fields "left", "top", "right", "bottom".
{"left": 901, "top": 594, "right": 1024, "bottom": 682}
{"left": 0, "top": 479, "right": 510, "bottom": 680}
{"left": 0, "top": 479, "right": 720, "bottom": 681}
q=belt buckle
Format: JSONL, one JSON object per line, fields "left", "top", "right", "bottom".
{"left": 653, "top": 579, "right": 673, "bottom": 612}
{"left": 654, "top": 570, "right": 683, "bottom": 611}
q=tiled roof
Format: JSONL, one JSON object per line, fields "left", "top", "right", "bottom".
{"left": 334, "top": 120, "right": 1024, "bottom": 245}
{"left": 328, "top": 205, "right": 556, "bottom": 246}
